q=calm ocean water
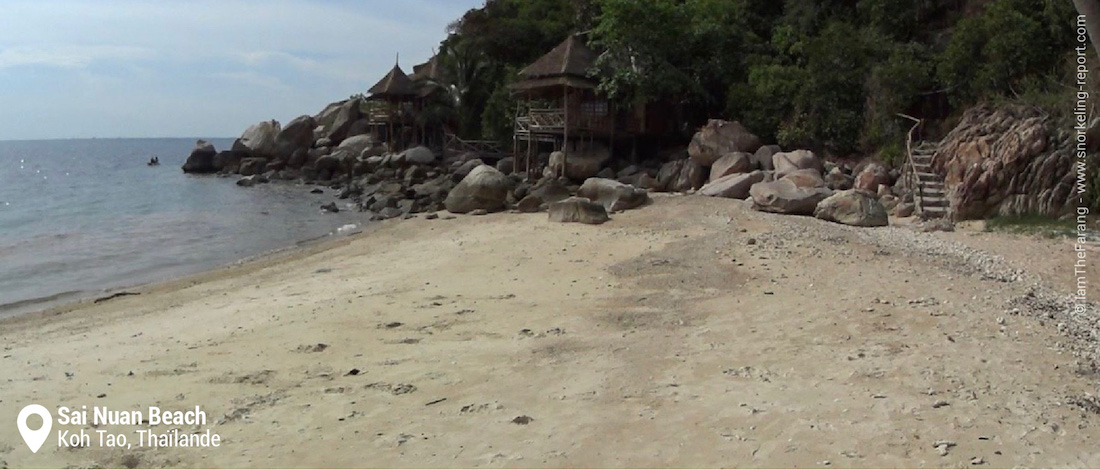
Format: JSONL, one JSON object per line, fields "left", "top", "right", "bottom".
{"left": 0, "top": 138, "right": 363, "bottom": 316}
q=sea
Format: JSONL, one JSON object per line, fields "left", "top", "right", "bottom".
{"left": 0, "top": 138, "right": 365, "bottom": 317}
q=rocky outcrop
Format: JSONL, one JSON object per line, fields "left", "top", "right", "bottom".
{"left": 444, "top": 165, "right": 513, "bottom": 214}
{"left": 275, "top": 115, "right": 315, "bottom": 162}
{"left": 238, "top": 120, "right": 281, "bottom": 159}
{"left": 699, "top": 170, "right": 768, "bottom": 199}
{"left": 814, "top": 190, "right": 889, "bottom": 227}
{"left": 181, "top": 140, "right": 217, "bottom": 173}
{"left": 239, "top": 157, "right": 268, "bottom": 177}
{"left": 688, "top": 120, "right": 763, "bottom": 167}
{"left": 212, "top": 150, "right": 246, "bottom": 173}
{"left": 753, "top": 145, "right": 780, "bottom": 171}
{"left": 932, "top": 104, "right": 1083, "bottom": 219}
{"left": 577, "top": 178, "right": 649, "bottom": 212}
{"left": 324, "top": 99, "right": 362, "bottom": 145}
{"left": 548, "top": 197, "right": 609, "bottom": 225}
{"left": 403, "top": 146, "right": 436, "bottom": 165}
{"left": 656, "top": 159, "right": 706, "bottom": 192}
{"left": 749, "top": 179, "right": 832, "bottom": 215}
{"left": 548, "top": 142, "right": 612, "bottom": 181}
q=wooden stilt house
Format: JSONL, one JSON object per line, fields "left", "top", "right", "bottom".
{"left": 367, "top": 59, "right": 418, "bottom": 151}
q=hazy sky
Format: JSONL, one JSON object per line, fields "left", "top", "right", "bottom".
{"left": 0, "top": 0, "right": 482, "bottom": 140}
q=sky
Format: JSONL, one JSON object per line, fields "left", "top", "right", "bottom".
{"left": 0, "top": 0, "right": 483, "bottom": 140}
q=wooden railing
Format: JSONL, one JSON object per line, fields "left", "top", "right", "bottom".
{"left": 898, "top": 113, "right": 924, "bottom": 208}
{"left": 444, "top": 131, "right": 503, "bottom": 156}
{"left": 528, "top": 108, "right": 566, "bottom": 130}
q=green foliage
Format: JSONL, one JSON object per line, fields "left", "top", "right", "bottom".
{"left": 984, "top": 214, "right": 1079, "bottom": 238}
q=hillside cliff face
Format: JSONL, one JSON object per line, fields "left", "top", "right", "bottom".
{"left": 932, "top": 105, "right": 1090, "bottom": 219}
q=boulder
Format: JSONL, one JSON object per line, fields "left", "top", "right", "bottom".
{"left": 656, "top": 159, "right": 685, "bottom": 192}
{"left": 516, "top": 195, "right": 544, "bottom": 213}
{"left": 212, "top": 150, "right": 246, "bottom": 173}
{"left": 345, "top": 118, "right": 372, "bottom": 139}
{"left": 656, "top": 158, "right": 707, "bottom": 193}
{"left": 781, "top": 168, "right": 826, "bottom": 188}
{"left": 699, "top": 170, "right": 768, "bottom": 199}
{"left": 326, "top": 99, "right": 361, "bottom": 144}
{"left": 547, "top": 143, "right": 611, "bottom": 181}
{"left": 548, "top": 197, "right": 609, "bottom": 225}
{"left": 753, "top": 145, "right": 781, "bottom": 171}
{"left": 814, "top": 190, "right": 889, "bottom": 227}
{"left": 528, "top": 177, "right": 573, "bottom": 204}
{"left": 336, "top": 135, "right": 375, "bottom": 157}
{"left": 749, "top": 179, "right": 833, "bottom": 215}
{"left": 453, "top": 159, "right": 484, "bottom": 181}
{"left": 894, "top": 202, "right": 915, "bottom": 217}
{"left": 854, "top": 161, "right": 891, "bottom": 192}
{"left": 688, "top": 120, "right": 763, "bottom": 167}
{"left": 772, "top": 150, "right": 823, "bottom": 178}
{"left": 824, "top": 170, "right": 855, "bottom": 191}
{"left": 238, "top": 120, "right": 281, "bottom": 159}
{"left": 709, "top": 152, "right": 753, "bottom": 182}
{"left": 239, "top": 157, "right": 268, "bottom": 177}
{"left": 403, "top": 146, "right": 436, "bottom": 165}
{"left": 274, "top": 115, "right": 315, "bottom": 162}
{"left": 444, "top": 165, "right": 513, "bottom": 214}
{"left": 181, "top": 140, "right": 218, "bottom": 173}
{"left": 577, "top": 178, "right": 649, "bottom": 212}
{"left": 496, "top": 157, "right": 515, "bottom": 175}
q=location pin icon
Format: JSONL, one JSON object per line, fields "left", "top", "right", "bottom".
{"left": 17, "top": 404, "right": 52, "bottom": 453}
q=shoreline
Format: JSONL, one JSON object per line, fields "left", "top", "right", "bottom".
{"left": 0, "top": 217, "right": 373, "bottom": 326}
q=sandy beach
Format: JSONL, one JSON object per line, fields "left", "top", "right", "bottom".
{"left": 2, "top": 195, "right": 1099, "bottom": 468}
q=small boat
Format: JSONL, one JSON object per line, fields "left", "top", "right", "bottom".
{"left": 147, "top": 156, "right": 160, "bottom": 166}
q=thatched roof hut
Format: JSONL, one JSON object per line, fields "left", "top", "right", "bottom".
{"left": 409, "top": 55, "right": 444, "bottom": 98}
{"left": 368, "top": 63, "right": 417, "bottom": 100}
{"left": 511, "top": 34, "right": 598, "bottom": 93}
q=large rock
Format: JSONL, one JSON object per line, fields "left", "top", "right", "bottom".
{"left": 814, "top": 190, "right": 889, "bottom": 227}
{"left": 402, "top": 146, "right": 436, "bottom": 165}
{"left": 772, "top": 150, "right": 824, "bottom": 178}
{"left": 444, "top": 165, "right": 513, "bottom": 214}
{"left": 688, "top": 120, "right": 763, "bottom": 167}
{"left": 181, "top": 140, "right": 217, "bottom": 173}
{"left": 274, "top": 115, "right": 315, "bottom": 164}
{"left": 548, "top": 143, "right": 611, "bottom": 181}
{"left": 709, "top": 152, "right": 753, "bottom": 182}
{"left": 854, "top": 161, "right": 891, "bottom": 192}
{"left": 658, "top": 159, "right": 707, "bottom": 192}
{"left": 326, "top": 99, "right": 362, "bottom": 144}
{"left": 749, "top": 179, "right": 832, "bottom": 215}
{"left": 212, "top": 150, "right": 246, "bottom": 173}
{"left": 825, "top": 169, "right": 855, "bottom": 191}
{"left": 699, "top": 170, "right": 768, "bottom": 199}
{"left": 238, "top": 157, "right": 268, "bottom": 177}
{"left": 336, "top": 134, "right": 375, "bottom": 157}
{"left": 238, "top": 120, "right": 281, "bottom": 159}
{"left": 528, "top": 177, "right": 573, "bottom": 204}
{"left": 781, "top": 168, "right": 826, "bottom": 188}
{"left": 753, "top": 145, "right": 781, "bottom": 171}
{"left": 577, "top": 178, "right": 649, "bottom": 212}
{"left": 548, "top": 197, "right": 609, "bottom": 225}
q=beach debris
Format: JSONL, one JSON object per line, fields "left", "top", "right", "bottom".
{"left": 93, "top": 292, "right": 139, "bottom": 303}
{"left": 320, "top": 202, "right": 340, "bottom": 213}
{"left": 344, "top": 368, "right": 361, "bottom": 376}
{"left": 932, "top": 400, "right": 950, "bottom": 408}
{"left": 511, "top": 415, "right": 533, "bottom": 425}
{"left": 310, "top": 188, "right": 323, "bottom": 194}
{"left": 970, "top": 457, "right": 985, "bottom": 465}
{"left": 294, "top": 343, "right": 329, "bottom": 353}
{"left": 424, "top": 398, "right": 447, "bottom": 406}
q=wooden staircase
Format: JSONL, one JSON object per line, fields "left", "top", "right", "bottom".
{"left": 909, "top": 142, "right": 949, "bottom": 219}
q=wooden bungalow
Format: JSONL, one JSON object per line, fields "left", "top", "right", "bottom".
{"left": 510, "top": 34, "right": 669, "bottom": 178}
{"left": 408, "top": 54, "right": 445, "bottom": 149}
{"left": 367, "top": 60, "right": 418, "bottom": 151}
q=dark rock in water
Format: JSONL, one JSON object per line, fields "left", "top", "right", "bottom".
{"left": 212, "top": 150, "right": 246, "bottom": 173}
{"left": 444, "top": 165, "right": 513, "bottom": 214}
{"left": 310, "top": 188, "right": 324, "bottom": 194}
{"left": 235, "top": 175, "right": 268, "bottom": 187}
{"left": 320, "top": 202, "right": 340, "bottom": 213}
{"left": 576, "top": 178, "right": 648, "bottom": 212}
{"left": 548, "top": 197, "right": 609, "bottom": 225}
{"left": 181, "top": 140, "right": 217, "bottom": 173}
{"left": 239, "top": 157, "right": 268, "bottom": 177}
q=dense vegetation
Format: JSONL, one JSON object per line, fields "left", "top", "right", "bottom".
{"left": 426, "top": 0, "right": 1082, "bottom": 163}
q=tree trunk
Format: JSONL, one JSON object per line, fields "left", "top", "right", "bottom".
{"left": 1074, "top": 0, "right": 1100, "bottom": 58}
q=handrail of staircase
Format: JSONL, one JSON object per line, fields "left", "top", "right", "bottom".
{"left": 897, "top": 113, "right": 924, "bottom": 212}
